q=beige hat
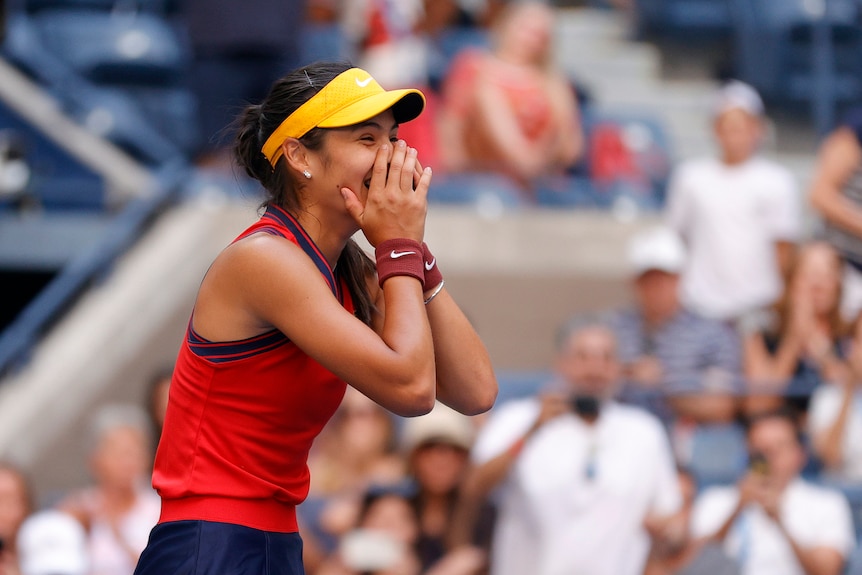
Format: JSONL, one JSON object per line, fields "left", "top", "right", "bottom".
{"left": 401, "top": 402, "right": 475, "bottom": 453}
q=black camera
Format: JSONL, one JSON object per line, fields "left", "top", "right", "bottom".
{"left": 570, "top": 395, "right": 600, "bottom": 419}
{"left": 748, "top": 451, "right": 770, "bottom": 476}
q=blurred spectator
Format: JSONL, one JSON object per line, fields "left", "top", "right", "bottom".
{"left": 315, "top": 482, "right": 423, "bottom": 575}
{"left": 610, "top": 225, "right": 741, "bottom": 437}
{"left": 643, "top": 466, "right": 740, "bottom": 575}
{"left": 401, "top": 402, "right": 490, "bottom": 575}
{"left": 809, "top": 106, "right": 862, "bottom": 322}
{"left": 143, "top": 366, "right": 172, "bottom": 451}
{"left": 303, "top": 387, "right": 406, "bottom": 570}
{"left": 741, "top": 241, "right": 851, "bottom": 418}
{"left": 16, "top": 510, "right": 89, "bottom": 575}
{"left": 178, "top": 0, "right": 306, "bottom": 169}
{"left": 436, "top": 1, "right": 584, "bottom": 195}
{"left": 666, "top": 80, "right": 801, "bottom": 323}
{"left": 0, "top": 462, "right": 33, "bottom": 575}
{"left": 341, "top": 0, "right": 428, "bottom": 90}
{"left": 808, "top": 310, "right": 862, "bottom": 482}
{"left": 57, "top": 404, "right": 160, "bottom": 575}
{"left": 690, "top": 408, "right": 855, "bottom": 575}
{"left": 462, "top": 314, "right": 682, "bottom": 575}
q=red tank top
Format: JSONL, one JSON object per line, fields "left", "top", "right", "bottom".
{"left": 153, "top": 205, "right": 354, "bottom": 533}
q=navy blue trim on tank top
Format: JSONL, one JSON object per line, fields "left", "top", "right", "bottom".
{"left": 187, "top": 204, "right": 346, "bottom": 362}
{"left": 188, "top": 325, "right": 288, "bottom": 363}
{"left": 263, "top": 205, "right": 342, "bottom": 302}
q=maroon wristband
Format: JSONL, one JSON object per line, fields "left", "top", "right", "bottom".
{"left": 375, "top": 238, "right": 424, "bottom": 287}
{"left": 422, "top": 242, "right": 443, "bottom": 291}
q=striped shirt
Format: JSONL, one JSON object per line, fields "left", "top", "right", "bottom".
{"left": 609, "top": 307, "right": 743, "bottom": 424}
{"left": 823, "top": 107, "right": 862, "bottom": 270}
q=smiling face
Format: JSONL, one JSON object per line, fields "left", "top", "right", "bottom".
{"left": 304, "top": 109, "right": 400, "bottom": 211}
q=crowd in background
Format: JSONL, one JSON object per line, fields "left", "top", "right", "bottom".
{"left": 2, "top": 0, "right": 862, "bottom": 574}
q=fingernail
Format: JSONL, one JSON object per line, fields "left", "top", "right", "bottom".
{"left": 408, "top": 147, "right": 417, "bottom": 156}
{"left": 424, "top": 166, "right": 432, "bottom": 175}
{"left": 397, "top": 140, "right": 406, "bottom": 148}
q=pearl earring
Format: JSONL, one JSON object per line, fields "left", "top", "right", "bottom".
{"left": 303, "top": 170, "right": 312, "bottom": 179}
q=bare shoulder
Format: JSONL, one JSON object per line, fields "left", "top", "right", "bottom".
{"left": 193, "top": 232, "right": 333, "bottom": 341}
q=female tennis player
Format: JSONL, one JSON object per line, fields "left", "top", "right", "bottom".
{"left": 133, "top": 60, "right": 497, "bottom": 574}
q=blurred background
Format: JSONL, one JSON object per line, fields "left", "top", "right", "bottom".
{"left": 0, "top": 0, "right": 861, "bottom": 571}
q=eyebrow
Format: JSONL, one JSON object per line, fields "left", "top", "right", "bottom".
{"left": 349, "top": 120, "right": 398, "bottom": 132}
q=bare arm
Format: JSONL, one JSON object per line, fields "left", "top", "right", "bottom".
{"left": 425, "top": 288, "right": 497, "bottom": 415}
{"left": 195, "top": 144, "right": 437, "bottom": 417}
{"left": 743, "top": 331, "right": 803, "bottom": 384}
{"left": 472, "top": 73, "right": 550, "bottom": 181}
{"left": 809, "top": 127, "right": 862, "bottom": 237}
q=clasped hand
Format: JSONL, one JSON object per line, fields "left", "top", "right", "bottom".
{"left": 341, "top": 140, "right": 433, "bottom": 247}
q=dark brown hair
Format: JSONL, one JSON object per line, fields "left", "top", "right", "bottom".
{"left": 233, "top": 61, "right": 376, "bottom": 325}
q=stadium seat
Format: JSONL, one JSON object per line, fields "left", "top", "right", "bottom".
{"left": 299, "top": 21, "right": 352, "bottom": 65}
{"left": 632, "top": 0, "right": 734, "bottom": 43}
{"left": 427, "top": 25, "right": 490, "bottom": 91}
{"left": 534, "top": 175, "right": 598, "bottom": 208}
{"left": 0, "top": 100, "right": 106, "bottom": 211}
{"left": 428, "top": 172, "right": 529, "bottom": 214}
{"left": 3, "top": 9, "right": 201, "bottom": 161}
{"left": 731, "top": 0, "right": 862, "bottom": 110}
{"left": 32, "top": 9, "right": 189, "bottom": 85}
{"left": 493, "top": 370, "right": 552, "bottom": 406}
{"left": 687, "top": 422, "right": 748, "bottom": 490}
{"left": 584, "top": 110, "right": 673, "bottom": 208}
{"left": 846, "top": 538, "right": 862, "bottom": 575}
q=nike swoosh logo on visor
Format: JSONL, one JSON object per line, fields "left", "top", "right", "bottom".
{"left": 390, "top": 250, "right": 416, "bottom": 259}
{"left": 425, "top": 258, "right": 436, "bottom": 271}
{"left": 355, "top": 77, "right": 372, "bottom": 88}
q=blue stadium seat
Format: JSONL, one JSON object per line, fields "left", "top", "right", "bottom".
{"left": 534, "top": 175, "right": 598, "bottom": 208}
{"left": 427, "top": 26, "right": 490, "bottom": 89}
{"left": 493, "top": 370, "right": 552, "bottom": 406}
{"left": 632, "top": 0, "right": 734, "bottom": 42}
{"left": 299, "top": 21, "right": 352, "bottom": 65}
{"left": 731, "top": 0, "right": 862, "bottom": 110}
{"left": 428, "top": 172, "right": 529, "bottom": 213}
{"left": 846, "top": 538, "right": 862, "bottom": 575}
{"left": 32, "top": 9, "right": 189, "bottom": 85}
{"left": 0, "top": 100, "right": 106, "bottom": 211}
{"left": 584, "top": 110, "right": 673, "bottom": 208}
{"left": 3, "top": 9, "right": 201, "bottom": 161}
{"left": 687, "top": 422, "right": 748, "bottom": 491}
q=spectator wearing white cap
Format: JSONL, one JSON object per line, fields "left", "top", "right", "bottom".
{"left": 16, "top": 510, "right": 89, "bottom": 575}
{"left": 56, "top": 403, "right": 160, "bottom": 575}
{"left": 609, "top": 225, "right": 742, "bottom": 443}
{"left": 665, "top": 80, "right": 801, "bottom": 323}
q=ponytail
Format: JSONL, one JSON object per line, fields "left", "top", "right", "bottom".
{"left": 338, "top": 239, "right": 377, "bottom": 325}
{"left": 232, "top": 61, "right": 377, "bottom": 325}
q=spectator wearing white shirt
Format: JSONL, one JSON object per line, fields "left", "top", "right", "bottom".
{"left": 461, "top": 315, "right": 682, "bottom": 575}
{"left": 665, "top": 80, "right": 801, "bottom": 323}
{"left": 691, "top": 408, "right": 855, "bottom": 575}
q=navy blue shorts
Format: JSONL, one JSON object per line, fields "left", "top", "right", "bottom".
{"left": 134, "top": 520, "right": 305, "bottom": 575}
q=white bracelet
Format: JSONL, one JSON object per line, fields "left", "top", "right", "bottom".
{"left": 424, "top": 280, "right": 445, "bottom": 305}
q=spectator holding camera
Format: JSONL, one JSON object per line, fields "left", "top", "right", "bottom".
{"left": 691, "top": 408, "right": 855, "bottom": 575}
{"left": 462, "top": 315, "right": 682, "bottom": 575}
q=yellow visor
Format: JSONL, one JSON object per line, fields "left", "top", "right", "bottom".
{"left": 261, "top": 68, "right": 426, "bottom": 167}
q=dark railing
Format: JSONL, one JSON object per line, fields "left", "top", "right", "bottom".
{"left": 0, "top": 160, "right": 190, "bottom": 378}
